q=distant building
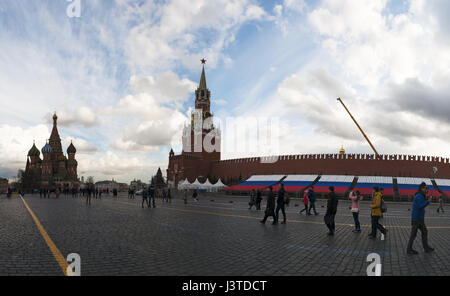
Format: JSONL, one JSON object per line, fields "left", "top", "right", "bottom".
{"left": 130, "top": 179, "right": 147, "bottom": 191}
{"left": 0, "top": 178, "right": 8, "bottom": 193}
{"left": 95, "top": 179, "right": 129, "bottom": 192}
{"left": 23, "top": 113, "right": 79, "bottom": 190}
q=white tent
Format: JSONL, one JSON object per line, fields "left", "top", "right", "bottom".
{"left": 200, "top": 179, "right": 213, "bottom": 190}
{"left": 178, "top": 179, "right": 190, "bottom": 189}
{"left": 211, "top": 179, "right": 227, "bottom": 192}
{"left": 190, "top": 179, "right": 202, "bottom": 189}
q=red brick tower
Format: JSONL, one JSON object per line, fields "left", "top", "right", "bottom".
{"left": 167, "top": 59, "right": 221, "bottom": 186}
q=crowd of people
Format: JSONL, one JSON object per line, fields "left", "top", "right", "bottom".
{"left": 140, "top": 186, "right": 174, "bottom": 208}
{"left": 253, "top": 182, "right": 437, "bottom": 255}
{"left": 4, "top": 179, "right": 443, "bottom": 255}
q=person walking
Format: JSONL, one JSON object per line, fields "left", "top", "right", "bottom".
{"left": 407, "top": 182, "right": 435, "bottom": 254}
{"left": 260, "top": 186, "right": 276, "bottom": 225}
{"left": 193, "top": 189, "right": 199, "bottom": 203}
{"left": 349, "top": 190, "right": 362, "bottom": 233}
{"left": 437, "top": 196, "right": 445, "bottom": 213}
{"left": 149, "top": 186, "right": 156, "bottom": 208}
{"left": 275, "top": 184, "right": 287, "bottom": 224}
{"left": 299, "top": 191, "right": 309, "bottom": 214}
{"left": 368, "top": 186, "right": 387, "bottom": 240}
{"left": 255, "top": 189, "right": 262, "bottom": 210}
{"left": 248, "top": 189, "right": 256, "bottom": 210}
{"left": 141, "top": 186, "right": 149, "bottom": 208}
{"left": 86, "top": 186, "right": 92, "bottom": 206}
{"left": 324, "top": 186, "right": 338, "bottom": 236}
{"left": 168, "top": 188, "right": 172, "bottom": 204}
{"left": 307, "top": 187, "right": 319, "bottom": 215}
{"left": 184, "top": 189, "right": 188, "bottom": 204}
{"left": 162, "top": 189, "right": 167, "bottom": 203}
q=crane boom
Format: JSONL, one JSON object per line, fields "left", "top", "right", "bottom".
{"left": 337, "top": 98, "right": 379, "bottom": 158}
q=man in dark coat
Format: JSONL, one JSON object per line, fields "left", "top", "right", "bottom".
{"left": 324, "top": 186, "right": 338, "bottom": 236}
{"left": 275, "top": 184, "right": 287, "bottom": 224}
{"left": 308, "top": 187, "right": 319, "bottom": 215}
{"left": 256, "top": 189, "right": 262, "bottom": 210}
{"left": 141, "top": 186, "right": 149, "bottom": 208}
{"left": 148, "top": 186, "right": 156, "bottom": 208}
{"left": 260, "top": 186, "right": 276, "bottom": 225}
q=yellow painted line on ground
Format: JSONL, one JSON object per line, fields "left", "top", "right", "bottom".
{"left": 117, "top": 200, "right": 450, "bottom": 229}
{"left": 19, "top": 195, "right": 68, "bottom": 276}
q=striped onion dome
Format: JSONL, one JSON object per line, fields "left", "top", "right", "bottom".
{"left": 28, "top": 142, "right": 40, "bottom": 157}
{"left": 42, "top": 142, "right": 53, "bottom": 154}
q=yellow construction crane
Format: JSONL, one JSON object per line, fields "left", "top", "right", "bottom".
{"left": 337, "top": 98, "right": 380, "bottom": 158}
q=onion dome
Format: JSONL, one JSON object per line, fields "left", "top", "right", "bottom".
{"left": 28, "top": 142, "right": 40, "bottom": 157}
{"left": 42, "top": 141, "right": 53, "bottom": 154}
{"left": 339, "top": 146, "right": 345, "bottom": 155}
{"left": 67, "top": 141, "right": 76, "bottom": 154}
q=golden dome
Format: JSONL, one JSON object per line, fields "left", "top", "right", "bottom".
{"left": 339, "top": 146, "right": 345, "bottom": 154}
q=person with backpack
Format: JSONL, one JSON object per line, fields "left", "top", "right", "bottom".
{"left": 299, "top": 191, "right": 309, "bottom": 214}
{"left": 248, "top": 189, "right": 256, "bottom": 210}
{"left": 260, "top": 186, "right": 276, "bottom": 225}
{"left": 324, "top": 186, "right": 338, "bottom": 236}
{"left": 275, "top": 184, "right": 287, "bottom": 224}
{"left": 148, "top": 186, "right": 156, "bottom": 208}
{"left": 167, "top": 188, "right": 172, "bottom": 204}
{"left": 183, "top": 189, "right": 188, "bottom": 204}
{"left": 307, "top": 187, "right": 319, "bottom": 215}
{"left": 407, "top": 182, "right": 434, "bottom": 254}
{"left": 349, "top": 190, "right": 362, "bottom": 233}
{"left": 255, "top": 189, "right": 262, "bottom": 210}
{"left": 437, "top": 196, "right": 445, "bottom": 213}
{"left": 193, "top": 189, "right": 199, "bottom": 203}
{"left": 368, "top": 186, "right": 387, "bottom": 240}
{"left": 141, "top": 186, "right": 149, "bottom": 208}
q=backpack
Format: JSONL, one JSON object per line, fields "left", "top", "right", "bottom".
{"left": 381, "top": 199, "right": 387, "bottom": 213}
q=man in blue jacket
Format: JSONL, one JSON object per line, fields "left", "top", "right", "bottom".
{"left": 406, "top": 182, "right": 434, "bottom": 255}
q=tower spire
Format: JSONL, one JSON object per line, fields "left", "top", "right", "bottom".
{"left": 199, "top": 58, "right": 207, "bottom": 89}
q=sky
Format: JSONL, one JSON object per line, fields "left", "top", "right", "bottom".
{"left": 1, "top": 0, "right": 450, "bottom": 183}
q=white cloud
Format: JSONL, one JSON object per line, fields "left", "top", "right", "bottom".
{"left": 0, "top": 124, "right": 50, "bottom": 177}
{"left": 124, "top": 0, "right": 268, "bottom": 70}
{"left": 283, "top": 0, "right": 307, "bottom": 13}
{"left": 46, "top": 107, "right": 98, "bottom": 128}
{"left": 65, "top": 137, "right": 98, "bottom": 154}
{"left": 130, "top": 71, "right": 197, "bottom": 105}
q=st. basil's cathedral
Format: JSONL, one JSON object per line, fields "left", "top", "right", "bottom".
{"left": 23, "top": 113, "right": 79, "bottom": 190}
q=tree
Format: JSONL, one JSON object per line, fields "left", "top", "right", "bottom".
{"left": 154, "top": 168, "right": 166, "bottom": 188}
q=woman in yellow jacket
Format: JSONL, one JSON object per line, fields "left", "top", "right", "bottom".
{"left": 369, "top": 186, "right": 387, "bottom": 239}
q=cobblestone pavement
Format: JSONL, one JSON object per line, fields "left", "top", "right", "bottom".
{"left": 1, "top": 192, "right": 449, "bottom": 276}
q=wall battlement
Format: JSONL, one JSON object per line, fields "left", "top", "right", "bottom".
{"left": 217, "top": 154, "right": 450, "bottom": 164}
{"left": 209, "top": 153, "right": 450, "bottom": 182}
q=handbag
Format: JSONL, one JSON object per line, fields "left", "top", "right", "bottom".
{"left": 381, "top": 199, "right": 387, "bottom": 213}
{"left": 351, "top": 207, "right": 359, "bottom": 213}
